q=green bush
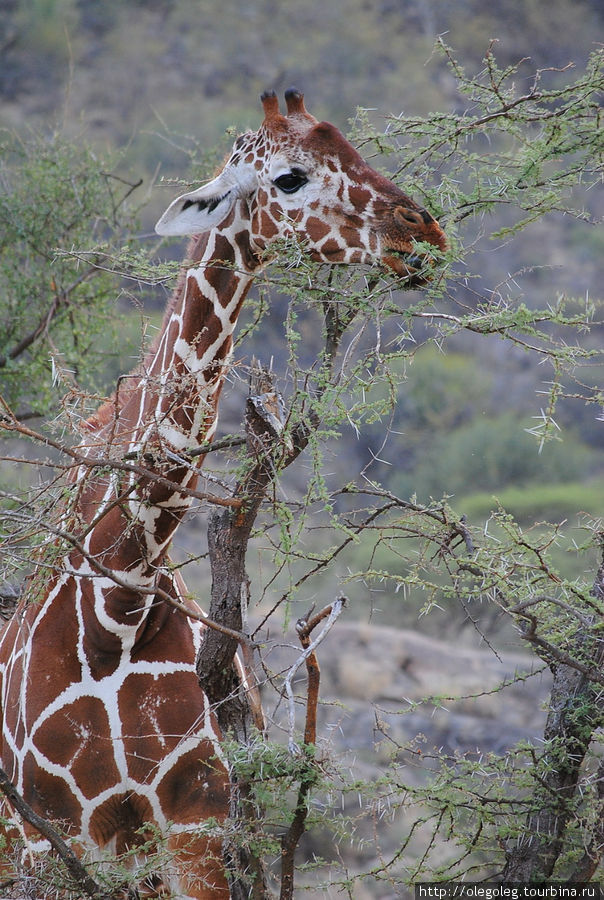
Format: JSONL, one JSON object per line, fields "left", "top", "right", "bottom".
{"left": 0, "top": 130, "right": 143, "bottom": 415}
{"left": 459, "top": 477, "right": 604, "bottom": 524}
{"left": 393, "top": 412, "right": 597, "bottom": 501}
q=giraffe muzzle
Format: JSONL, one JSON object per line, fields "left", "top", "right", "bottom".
{"left": 381, "top": 248, "right": 434, "bottom": 285}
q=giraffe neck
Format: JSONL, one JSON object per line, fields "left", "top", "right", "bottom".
{"left": 72, "top": 210, "right": 260, "bottom": 651}
{"left": 138, "top": 214, "right": 259, "bottom": 453}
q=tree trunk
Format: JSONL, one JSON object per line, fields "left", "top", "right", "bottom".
{"left": 502, "top": 549, "right": 604, "bottom": 881}
{"left": 197, "top": 363, "right": 286, "bottom": 899}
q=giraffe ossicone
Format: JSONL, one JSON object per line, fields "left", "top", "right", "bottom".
{"left": 0, "top": 90, "right": 446, "bottom": 898}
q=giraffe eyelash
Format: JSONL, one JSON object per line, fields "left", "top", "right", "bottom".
{"left": 273, "top": 168, "right": 308, "bottom": 194}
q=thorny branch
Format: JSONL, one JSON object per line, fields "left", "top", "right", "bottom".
{"left": 502, "top": 538, "right": 604, "bottom": 881}
{"left": 0, "top": 407, "right": 242, "bottom": 509}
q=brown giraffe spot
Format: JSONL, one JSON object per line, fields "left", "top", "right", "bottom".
{"left": 234, "top": 229, "right": 261, "bottom": 271}
{"left": 337, "top": 226, "right": 364, "bottom": 249}
{"left": 100, "top": 584, "right": 150, "bottom": 627}
{"left": 319, "top": 238, "right": 343, "bottom": 257}
{"left": 207, "top": 236, "right": 242, "bottom": 299}
{"left": 180, "top": 277, "right": 215, "bottom": 325}
{"left": 128, "top": 589, "right": 174, "bottom": 655}
{"left": 119, "top": 670, "right": 208, "bottom": 782}
{"left": 81, "top": 638, "right": 123, "bottom": 680}
{"left": 192, "top": 314, "right": 223, "bottom": 357}
{"left": 34, "top": 695, "right": 121, "bottom": 800}
{"left": 156, "top": 744, "right": 228, "bottom": 824}
{"left": 86, "top": 504, "right": 139, "bottom": 563}
{"left": 269, "top": 202, "right": 283, "bottom": 221}
{"left": 305, "top": 216, "right": 332, "bottom": 242}
{"left": 259, "top": 210, "right": 279, "bottom": 239}
{"left": 22, "top": 751, "right": 82, "bottom": 828}
{"left": 348, "top": 185, "right": 372, "bottom": 209}
{"left": 165, "top": 316, "right": 180, "bottom": 347}
{"left": 132, "top": 602, "right": 194, "bottom": 663}
{"left": 202, "top": 361, "right": 222, "bottom": 384}
{"left": 21, "top": 593, "right": 82, "bottom": 722}
{"left": 216, "top": 336, "right": 232, "bottom": 361}
{"left": 152, "top": 506, "right": 187, "bottom": 547}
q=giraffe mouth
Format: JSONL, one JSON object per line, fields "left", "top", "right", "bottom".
{"left": 381, "top": 249, "right": 432, "bottom": 285}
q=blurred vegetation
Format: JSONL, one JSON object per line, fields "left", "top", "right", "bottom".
{"left": 0, "top": 130, "right": 147, "bottom": 419}
{"left": 361, "top": 348, "right": 601, "bottom": 502}
{"left": 2, "top": 0, "right": 603, "bottom": 147}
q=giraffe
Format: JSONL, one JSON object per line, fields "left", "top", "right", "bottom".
{"left": 0, "top": 89, "right": 446, "bottom": 897}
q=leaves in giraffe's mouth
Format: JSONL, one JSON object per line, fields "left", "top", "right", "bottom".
{"left": 401, "top": 253, "right": 425, "bottom": 269}
{"left": 382, "top": 248, "right": 432, "bottom": 284}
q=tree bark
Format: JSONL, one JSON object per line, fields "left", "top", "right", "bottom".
{"left": 502, "top": 546, "right": 604, "bottom": 881}
{"left": 198, "top": 363, "right": 287, "bottom": 899}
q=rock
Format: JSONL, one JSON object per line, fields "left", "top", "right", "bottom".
{"left": 261, "top": 620, "right": 550, "bottom": 759}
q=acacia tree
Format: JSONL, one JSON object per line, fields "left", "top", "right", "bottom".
{"left": 0, "top": 43, "right": 603, "bottom": 896}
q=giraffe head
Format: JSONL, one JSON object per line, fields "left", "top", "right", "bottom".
{"left": 156, "top": 89, "right": 446, "bottom": 284}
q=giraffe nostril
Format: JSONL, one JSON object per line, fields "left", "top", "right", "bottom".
{"left": 394, "top": 207, "right": 425, "bottom": 228}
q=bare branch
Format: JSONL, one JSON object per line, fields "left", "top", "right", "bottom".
{"left": 279, "top": 597, "right": 346, "bottom": 900}
{"left": 283, "top": 597, "right": 346, "bottom": 755}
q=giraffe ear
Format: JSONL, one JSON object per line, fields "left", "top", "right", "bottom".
{"left": 155, "top": 175, "right": 239, "bottom": 236}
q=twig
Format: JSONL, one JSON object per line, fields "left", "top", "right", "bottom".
{"left": 279, "top": 597, "right": 346, "bottom": 900}
{"left": 0, "top": 415, "right": 242, "bottom": 509}
{"left": 122, "top": 432, "right": 246, "bottom": 462}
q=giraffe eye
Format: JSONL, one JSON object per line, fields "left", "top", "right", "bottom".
{"left": 273, "top": 169, "right": 308, "bottom": 194}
